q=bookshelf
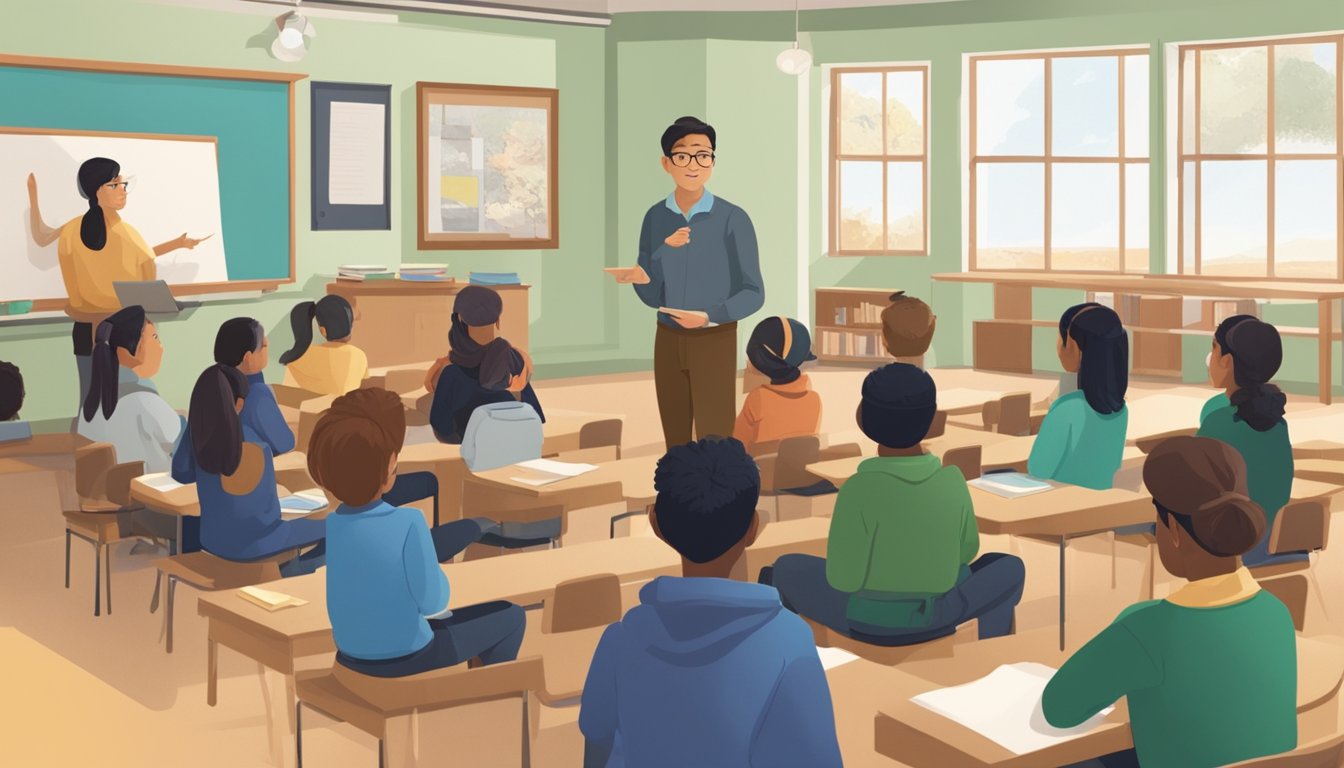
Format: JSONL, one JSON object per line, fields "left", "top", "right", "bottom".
{"left": 814, "top": 287, "right": 899, "bottom": 365}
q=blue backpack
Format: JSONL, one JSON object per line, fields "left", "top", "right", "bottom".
{"left": 460, "top": 401, "right": 543, "bottom": 472}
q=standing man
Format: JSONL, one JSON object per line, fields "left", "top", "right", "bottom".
{"left": 609, "top": 116, "right": 764, "bottom": 448}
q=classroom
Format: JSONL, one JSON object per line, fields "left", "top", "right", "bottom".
{"left": 2, "top": 0, "right": 1344, "bottom": 765}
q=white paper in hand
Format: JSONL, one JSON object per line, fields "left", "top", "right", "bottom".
{"left": 911, "top": 663, "right": 1115, "bottom": 755}
{"left": 140, "top": 473, "right": 185, "bottom": 492}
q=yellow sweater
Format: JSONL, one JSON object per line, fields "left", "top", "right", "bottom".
{"left": 285, "top": 342, "right": 369, "bottom": 396}
{"left": 57, "top": 217, "right": 156, "bottom": 319}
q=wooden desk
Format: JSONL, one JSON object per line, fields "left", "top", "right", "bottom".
{"left": 867, "top": 631, "right": 1344, "bottom": 768}
{"left": 935, "top": 271, "right": 1344, "bottom": 404}
{"left": 0, "top": 432, "right": 88, "bottom": 460}
{"left": 1124, "top": 393, "right": 1206, "bottom": 445}
{"left": 327, "top": 280, "right": 529, "bottom": 369}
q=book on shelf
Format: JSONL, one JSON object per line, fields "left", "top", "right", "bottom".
{"left": 834, "top": 306, "right": 848, "bottom": 325}
{"left": 469, "top": 271, "right": 522, "bottom": 286}
{"left": 400, "top": 263, "right": 448, "bottom": 275}
{"left": 1212, "top": 299, "right": 1259, "bottom": 325}
{"left": 398, "top": 273, "right": 454, "bottom": 282}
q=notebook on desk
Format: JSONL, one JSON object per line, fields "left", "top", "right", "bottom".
{"left": 969, "top": 472, "right": 1055, "bottom": 499}
{"left": 910, "top": 662, "right": 1114, "bottom": 755}
{"left": 0, "top": 421, "right": 33, "bottom": 443}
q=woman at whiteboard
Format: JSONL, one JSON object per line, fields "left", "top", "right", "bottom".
{"left": 26, "top": 157, "right": 209, "bottom": 411}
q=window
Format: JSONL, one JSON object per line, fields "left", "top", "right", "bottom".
{"left": 829, "top": 65, "right": 928, "bottom": 255}
{"left": 969, "top": 50, "right": 1150, "bottom": 272}
{"left": 1178, "top": 35, "right": 1342, "bottom": 279}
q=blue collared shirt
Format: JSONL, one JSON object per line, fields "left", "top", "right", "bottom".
{"left": 665, "top": 189, "right": 716, "bottom": 220}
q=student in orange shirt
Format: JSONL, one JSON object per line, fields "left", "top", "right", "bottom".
{"left": 733, "top": 316, "right": 822, "bottom": 454}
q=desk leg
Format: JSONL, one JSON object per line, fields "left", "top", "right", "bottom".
{"left": 207, "top": 636, "right": 219, "bottom": 707}
{"left": 1058, "top": 536, "right": 1068, "bottom": 652}
{"left": 1319, "top": 299, "right": 1333, "bottom": 405}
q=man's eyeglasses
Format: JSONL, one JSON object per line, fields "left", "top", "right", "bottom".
{"left": 668, "top": 151, "right": 716, "bottom": 168}
{"left": 104, "top": 181, "right": 130, "bottom": 192}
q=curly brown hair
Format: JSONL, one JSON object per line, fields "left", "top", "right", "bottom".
{"left": 307, "top": 388, "right": 407, "bottom": 506}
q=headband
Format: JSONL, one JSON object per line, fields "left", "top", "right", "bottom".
{"left": 763, "top": 316, "right": 793, "bottom": 361}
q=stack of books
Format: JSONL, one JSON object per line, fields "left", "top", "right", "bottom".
{"left": 469, "top": 271, "right": 521, "bottom": 286}
{"left": 338, "top": 264, "right": 395, "bottom": 281}
{"left": 399, "top": 263, "right": 452, "bottom": 282}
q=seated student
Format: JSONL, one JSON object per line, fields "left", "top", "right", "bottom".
{"left": 278, "top": 295, "right": 367, "bottom": 397}
{"left": 580, "top": 437, "right": 842, "bottom": 768}
{"left": 1028, "top": 303, "right": 1129, "bottom": 490}
{"left": 312, "top": 388, "right": 521, "bottom": 677}
{"left": 733, "top": 316, "right": 822, "bottom": 454}
{"left": 427, "top": 285, "right": 544, "bottom": 445}
{"left": 1044, "top": 436, "right": 1297, "bottom": 768}
{"left": 880, "top": 290, "right": 936, "bottom": 365}
{"left": 1198, "top": 315, "right": 1294, "bottom": 567}
{"left": 762, "top": 364, "right": 1025, "bottom": 645}
{"left": 77, "top": 305, "right": 183, "bottom": 473}
{"left": 0, "top": 360, "right": 29, "bottom": 442}
{"left": 188, "top": 364, "right": 325, "bottom": 577}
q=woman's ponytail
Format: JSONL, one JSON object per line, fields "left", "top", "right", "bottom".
{"left": 76, "top": 157, "right": 120, "bottom": 252}
{"left": 1229, "top": 382, "right": 1288, "bottom": 433}
{"left": 278, "top": 301, "right": 318, "bottom": 365}
{"left": 82, "top": 320, "right": 119, "bottom": 422}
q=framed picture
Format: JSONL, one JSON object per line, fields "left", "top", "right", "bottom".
{"left": 416, "top": 82, "right": 558, "bottom": 250}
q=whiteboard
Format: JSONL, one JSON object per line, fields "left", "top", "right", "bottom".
{"left": 0, "top": 129, "right": 228, "bottom": 303}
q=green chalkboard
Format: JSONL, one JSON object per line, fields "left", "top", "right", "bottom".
{"left": 0, "top": 62, "right": 293, "bottom": 285}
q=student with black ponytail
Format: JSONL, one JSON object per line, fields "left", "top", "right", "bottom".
{"left": 188, "top": 363, "right": 325, "bottom": 577}
{"left": 1028, "top": 303, "right": 1130, "bottom": 490}
{"left": 76, "top": 305, "right": 183, "bottom": 474}
{"left": 428, "top": 286, "right": 545, "bottom": 444}
{"left": 278, "top": 295, "right": 368, "bottom": 396}
{"left": 1198, "top": 315, "right": 1294, "bottom": 566}
{"left": 26, "top": 160, "right": 207, "bottom": 411}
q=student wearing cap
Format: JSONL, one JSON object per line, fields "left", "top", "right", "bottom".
{"left": 1044, "top": 436, "right": 1296, "bottom": 768}
{"left": 761, "top": 364, "right": 1025, "bottom": 645}
{"left": 426, "top": 285, "right": 544, "bottom": 445}
{"left": 880, "top": 291, "right": 936, "bottom": 366}
{"left": 607, "top": 116, "right": 764, "bottom": 448}
{"left": 1198, "top": 316, "right": 1294, "bottom": 567}
{"left": 733, "top": 316, "right": 822, "bottom": 455}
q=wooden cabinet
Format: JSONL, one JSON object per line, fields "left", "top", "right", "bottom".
{"left": 326, "top": 281, "right": 529, "bottom": 368}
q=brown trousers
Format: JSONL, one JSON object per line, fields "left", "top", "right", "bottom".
{"left": 653, "top": 321, "right": 738, "bottom": 448}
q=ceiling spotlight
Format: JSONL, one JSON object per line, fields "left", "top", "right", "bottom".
{"left": 776, "top": 0, "right": 811, "bottom": 76}
{"left": 271, "top": 11, "right": 316, "bottom": 62}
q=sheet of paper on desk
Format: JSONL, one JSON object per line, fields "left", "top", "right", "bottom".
{"left": 238, "top": 586, "right": 308, "bottom": 612}
{"left": 514, "top": 459, "right": 599, "bottom": 477}
{"left": 140, "top": 472, "right": 185, "bottom": 492}
{"left": 816, "top": 646, "right": 859, "bottom": 671}
{"left": 969, "top": 473, "right": 1055, "bottom": 499}
{"left": 911, "top": 662, "right": 1114, "bottom": 755}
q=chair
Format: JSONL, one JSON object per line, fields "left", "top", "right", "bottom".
{"left": 154, "top": 550, "right": 294, "bottom": 653}
{"left": 294, "top": 396, "right": 336, "bottom": 453}
{"left": 758, "top": 436, "right": 861, "bottom": 521}
{"left": 1134, "top": 427, "right": 1198, "bottom": 454}
{"left": 62, "top": 443, "right": 145, "bottom": 616}
{"left": 927, "top": 410, "right": 948, "bottom": 440}
{"left": 272, "top": 383, "right": 325, "bottom": 410}
{"left": 1226, "top": 732, "right": 1344, "bottom": 767}
{"left": 556, "top": 419, "right": 623, "bottom": 464}
{"left": 1249, "top": 500, "right": 1332, "bottom": 630}
{"left": 295, "top": 656, "right": 545, "bottom": 768}
{"left": 994, "top": 392, "right": 1032, "bottom": 436}
{"left": 942, "top": 445, "right": 982, "bottom": 481}
{"left": 542, "top": 573, "right": 621, "bottom": 635}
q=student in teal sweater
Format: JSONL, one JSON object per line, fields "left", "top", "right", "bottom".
{"left": 1044, "top": 436, "right": 1297, "bottom": 768}
{"left": 1029, "top": 303, "right": 1129, "bottom": 490}
{"left": 1198, "top": 315, "right": 1295, "bottom": 567}
{"left": 761, "top": 364, "right": 1025, "bottom": 644}
{"left": 311, "top": 388, "right": 522, "bottom": 677}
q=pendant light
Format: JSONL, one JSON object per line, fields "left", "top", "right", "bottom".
{"left": 776, "top": 0, "right": 812, "bottom": 76}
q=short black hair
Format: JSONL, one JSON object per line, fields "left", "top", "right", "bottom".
{"left": 859, "top": 363, "right": 937, "bottom": 449}
{"left": 214, "top": 317, "right": 264, "bottom": 367}
{"left": 661, "top": 116, "right": 716, "bottom": 157}
{"left": 653, "top": 437, "right": 759, "bottom": 564}
{"left": 0, "top": 361, "right": 23, "bottom": 420}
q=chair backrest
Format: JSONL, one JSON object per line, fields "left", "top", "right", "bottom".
{"left": 383, "top": 367, "right": 428, "bottom": 395}
{"left": 576, "top": 418, "right": 623, "bottom": 462}
{"left": 942, "top": 445, "right": 982, "bottom": 480}
{"left": 543, "top": 573, "right": 622, "bottom": 633}
{"left": 460, "top": 401, "right": 543, "bottom": 471}
{"left": 927, "top": 410, "right": 948, "bottom": 439}
{"left": 295, "top": 396, "right": 336, "bottom": 454}
{"left": 773, "top": 435, "right": 823, "bottom": 491}
{"left": 331, "top": 655, "right": 546, "bottom": 715}
{"left": 996, "top": 392, "right": 1032, "bottom": 436}
{"left": 1270, "top": 500, "right": 1330, "bottom": 555}
{"left": 1255, "top": 574, "right": 1308, "bottom": 631}
{"left": 1225, "top": 732, "right": 1344, "bottom": 767}
{"left": 75, "top": 442, "right": 117, "bottom": 503}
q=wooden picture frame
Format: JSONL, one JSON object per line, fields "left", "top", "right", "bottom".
{"left": 416, "top": 82, "right": 558, "bottom": 250}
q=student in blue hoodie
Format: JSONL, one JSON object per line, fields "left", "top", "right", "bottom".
{"left": 580, "top": 437, "right": 842, "bottom": 768}
{"left": 313, "top": 388, "right": 521, "bottom": 677}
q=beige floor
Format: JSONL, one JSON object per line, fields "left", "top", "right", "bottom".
{"left": 4, "top": 366, "right": 1344, "bottom": 767}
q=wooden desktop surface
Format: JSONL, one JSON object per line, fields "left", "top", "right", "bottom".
{"left": 864, "top": 630, "right": 1344, "bottom": 768}
{"left": 933, "top": 272, "right": 1344, "bottom": 301}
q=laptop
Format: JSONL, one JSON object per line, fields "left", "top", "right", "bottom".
{"left": 113, "top": 280, "right": 186, "bottom": 316}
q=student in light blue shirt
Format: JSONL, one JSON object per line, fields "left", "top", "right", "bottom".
{"left": 313, "top": 388, "right": 520, "bottom": 676}
{"left": 1028, "top": 303, "right": 1129, "bottom": 490}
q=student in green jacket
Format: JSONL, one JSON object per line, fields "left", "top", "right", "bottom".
{"left": 1028, "top": 303, "right": 1129, "bottom": 490}
{"left": 1044, "top": 436, "right": 1297, "bottom": 768}
{"left": 1198, "top": 315, "right": 1295, "bottom": 567}
{"left": 760, "top": 363, "right": 1025, "bottom": 644}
